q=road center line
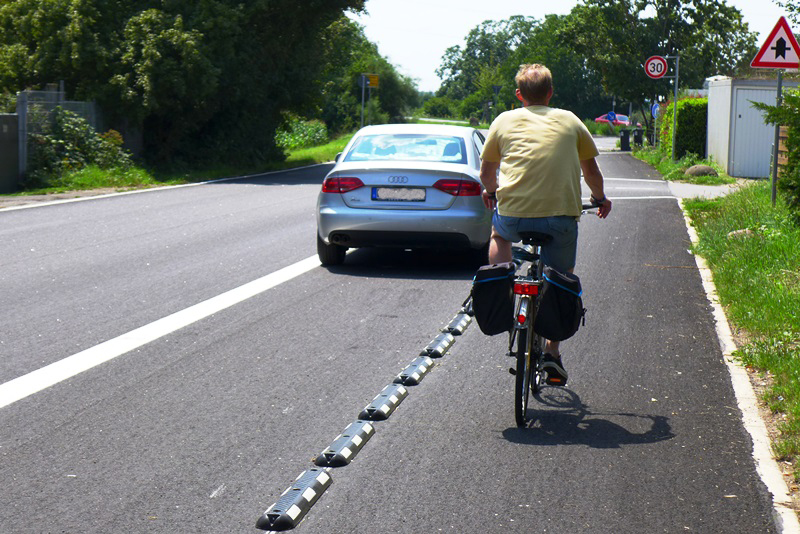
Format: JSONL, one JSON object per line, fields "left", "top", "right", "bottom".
{"left": 0, "top": 255, "right": 322, "bottom": 410}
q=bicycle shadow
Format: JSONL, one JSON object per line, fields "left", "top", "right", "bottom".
{"left": 502, "top": 388, "right": 674, "bottom": 449}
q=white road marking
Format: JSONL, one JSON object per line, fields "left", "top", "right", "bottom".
{"left": 210, "top": 484, "right": 226, "bottom": 499}
{"left": 603, "top": 177, "right": 666, "bottom": 183}
{"left": 680, "top": 199, "right": 800, "bottom": 533}
{"left": 593, "top": 196, "right": 676, "bottom": 200}
{"left": 0, "top": 255, "right": 322, "bottom": 409}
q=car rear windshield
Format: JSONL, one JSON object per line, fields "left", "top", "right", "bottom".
{"left": 344, "top": 134, "right": 467, "bottom": 164}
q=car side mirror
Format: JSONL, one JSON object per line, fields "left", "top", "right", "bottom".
{"left": 335, "top": 152, "right": 342, "bottom": 162}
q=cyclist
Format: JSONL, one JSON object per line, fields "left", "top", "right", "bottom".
{"left": 479, "top": 63, "right": 612, "bottom": 386}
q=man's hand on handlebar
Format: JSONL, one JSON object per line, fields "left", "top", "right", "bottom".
{"left": 588, "top": 195, "right": 612, "bottom": 219}
{"left": 482, "top": 190, "right": 497, "bottom": 210}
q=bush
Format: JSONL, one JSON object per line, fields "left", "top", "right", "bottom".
{"left": 660, "top": 97, "right": 707, "bottom": 160}
{"left": 755, "top": 89, "right": 800, "bottom": 222}
{"left": 583, "top": 118, "right": 615, "bottom": 136}
{"left": 275, "top": 114, "right": 329, "bottom": 151}
{"left": 422, "top": 96, "right": 457, "bottom": 119}
{"left": 0, "top": 92, "right": 15, "bottom": 113}
{"left": 458, "top": 93, "right": 486, "bottom": 120}
{"left": 25, "top": 107, "right": 132, "bottom": 187}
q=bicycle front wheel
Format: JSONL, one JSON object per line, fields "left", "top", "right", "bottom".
{"left": 514, "top": 325, "right": 532, "bottom": 427}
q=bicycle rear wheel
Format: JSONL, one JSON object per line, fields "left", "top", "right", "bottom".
{"left": 529, "top": 330, "right": 547, "bottom": 395}
{"left": 514, "top": 326, "right": 532, "bottom": 427}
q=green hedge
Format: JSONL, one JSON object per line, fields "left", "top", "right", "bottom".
{"left": 660, "top": 97, "right": 708, "bottom": 159}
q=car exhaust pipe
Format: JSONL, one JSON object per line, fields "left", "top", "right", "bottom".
{"left": 331, "top": 233, "right": 349, "bottom": 244}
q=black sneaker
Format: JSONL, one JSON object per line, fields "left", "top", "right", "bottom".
{"left": 542, "top": 353, "right": 568, "bottom": 386}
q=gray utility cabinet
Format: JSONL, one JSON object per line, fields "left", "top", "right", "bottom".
{"left": 0, "top": 114, "right": 19, "bottom": 193}
{"left": 707, "top": 77, "right": 798, "bottom": 178}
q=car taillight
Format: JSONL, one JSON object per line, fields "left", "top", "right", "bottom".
{"left": 321, "top": 177, "right": 364, "bottom": 193}
{"left": 433, "top": 179, "right": 482, "bottom": 196}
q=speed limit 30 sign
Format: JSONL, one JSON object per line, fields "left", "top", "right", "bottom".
{"left": 645, "top": 56, "right": 668, "bottom": 79}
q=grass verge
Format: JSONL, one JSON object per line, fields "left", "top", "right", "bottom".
{"left": 683, "top": 181, "right": 800, "bottom": 475}
{"left": 8, "top": 132, "right": 356, "bottom": 196}
{"left": 634, "top": 146, "right": 736, "bottom": 186}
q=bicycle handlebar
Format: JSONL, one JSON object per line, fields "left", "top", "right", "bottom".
{"left": 581, "top": 200, "right": 601, "bottom": 211}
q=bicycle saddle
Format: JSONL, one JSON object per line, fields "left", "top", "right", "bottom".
{"left": 518, "top": 231, "right": 553, "bottom": 246}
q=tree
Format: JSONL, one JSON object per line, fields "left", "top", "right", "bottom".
{"left": 435, "top": 14, "right": 611, "bottom": 121}
{"left": 0, "top": 0, "right": 368, "bottom": 165}
{"left": 499, "top": 14, "right": 610, "bottom": 120}
{"left": 436, "top": 16, "right": 537, "bottom": 101}
{"left": 313, "top": 17, "right": 419, "bottom": 133}
{"left": 774, "top": 0, "right": 800, "bottom": 25}
{"left": 561, "top": 0, "right": 757, "bottom": 131}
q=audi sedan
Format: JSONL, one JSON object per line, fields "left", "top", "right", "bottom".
{"left": 316, "top": 124, "right": 492, "bottom": 265}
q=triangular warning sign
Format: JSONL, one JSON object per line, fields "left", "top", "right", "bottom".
{"left": 752, "top": 16, "right": 800, "bottom": 68}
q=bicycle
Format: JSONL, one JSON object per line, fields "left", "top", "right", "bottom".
{"left": 508, "top": 202, "right": 598, "bottom": 427}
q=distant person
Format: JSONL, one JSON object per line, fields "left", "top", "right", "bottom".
{"left": 479, "top": 63, "right": 612, "bottom": 385}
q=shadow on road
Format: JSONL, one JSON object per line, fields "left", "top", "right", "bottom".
{"left": 323, "top": 247, "right": 482, "bottom": 281}
{"left": 208, "top": 162, "right": 335, "bottom": 187}
{"left": 502, "top": 388, "right": 674, "bottom": 449}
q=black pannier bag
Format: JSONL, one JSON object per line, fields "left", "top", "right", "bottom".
{"left": 469, "top": 262, "right": 515, "bottom": 335}
{"left": 533, "top": 266, "right": 586, "bottom": 341}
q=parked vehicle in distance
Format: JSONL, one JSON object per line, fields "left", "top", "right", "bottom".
{"left": 594, "top": 113, "right": 631, "bottom": 126}
{"left": 315, "top": 124, "right": 492, "bottom": 266}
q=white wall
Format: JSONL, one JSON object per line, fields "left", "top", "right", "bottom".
{"left": 706, "top": 78, "right": 797, "bottom": 178}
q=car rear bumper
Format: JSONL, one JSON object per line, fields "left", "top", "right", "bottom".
{"left": 317, "top": 201, "right": 491, "bottom": 250}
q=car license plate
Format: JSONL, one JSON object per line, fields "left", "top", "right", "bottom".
{"left": 372, "top": 187, "right": 426, "bottom": 201}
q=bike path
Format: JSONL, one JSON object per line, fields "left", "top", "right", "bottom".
{"left": 289, "top": 152, "right": 780, "bottom": 533}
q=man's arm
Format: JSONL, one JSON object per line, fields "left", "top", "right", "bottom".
{"left": 580, "top": 157, "right": 612, "bottom": 219}
{"left": 480, "top": 160, "right": 501, "bottom": 210}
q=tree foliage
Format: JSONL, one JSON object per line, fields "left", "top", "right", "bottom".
{"left": 774, "top": 0, "right": 800, "bottom": 25}
{"left": 312, "top": 17, "right": 419, "bottom": 133}
{"left": 436, "top": 16, "right": 537, "bottom": 101}
{"left": 0, "top": 0, "right": 372, "bottom": 165}
{"left": 755, "top": 92, "right": 800, "bottom": 221}
{"left": 561, "top": 0, "right": 757, "bottom": 130}
{"left": 500, "top": 15, "right": 610, "bottom": 120}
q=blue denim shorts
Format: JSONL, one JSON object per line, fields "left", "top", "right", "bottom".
{"left": 492, "top": 212, "right": 579, "bottom": 271}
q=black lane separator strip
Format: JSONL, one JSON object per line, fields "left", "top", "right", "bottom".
{"left": 254, "top": 306, "right": 474, "bottom": 531}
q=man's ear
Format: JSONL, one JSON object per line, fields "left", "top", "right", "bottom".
{"left": 515, "top": 89, "right": 524, "bottom": 102}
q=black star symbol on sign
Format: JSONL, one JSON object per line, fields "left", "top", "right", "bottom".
{"left": 773, "top": 37, "right": 791, "bottom": 59}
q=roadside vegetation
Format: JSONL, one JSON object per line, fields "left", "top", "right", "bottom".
{"left": 11, "top": 109, "right": 355, "bottom": 196}
{"left": 683, "top": 183, "right": 800, "bottom": 476}
{"left": 633, "top": 146, "right": 735, "bottom": 186}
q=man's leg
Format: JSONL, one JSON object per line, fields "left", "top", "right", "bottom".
{"left": 488, "top": 227, "right": 512, "bottom": 264}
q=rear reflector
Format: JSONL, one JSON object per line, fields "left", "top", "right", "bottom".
{"left": 433, "top": 179, "right": 482, "bottom": 196}
{"left": 322, "top": 177, "right": 364, "bottom": 193}
{"left": 514, "top": 282, "right": 538, "bottom": 295}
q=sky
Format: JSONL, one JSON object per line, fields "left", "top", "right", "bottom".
{"left": 347, "top": 0, "right": 789, "bottom": 93}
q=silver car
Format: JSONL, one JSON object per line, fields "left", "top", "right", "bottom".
{"left": 316, "top": 124, "right": 492, "bottom": 265}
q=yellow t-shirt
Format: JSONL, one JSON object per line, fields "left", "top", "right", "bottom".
{"left": 481, "top": 105, "right": 598, "bottom": 218}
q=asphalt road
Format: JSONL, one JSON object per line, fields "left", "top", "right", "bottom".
{"left": 0, "top": 153, "right": 779, "bottom": 533}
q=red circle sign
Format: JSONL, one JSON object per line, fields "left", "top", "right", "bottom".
{"left": 645, "top": 56, "right": 668, "bottom": 79}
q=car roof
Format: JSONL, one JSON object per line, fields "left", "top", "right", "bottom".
{"left": 354, "top": 123, "right": 477, "bottom": 137}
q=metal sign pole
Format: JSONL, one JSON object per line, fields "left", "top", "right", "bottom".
{"left": 772, "top": 69, "right": 783, "bottom": 206}
{"left": 360, "top": 75, "right": 366, "bottom": 129}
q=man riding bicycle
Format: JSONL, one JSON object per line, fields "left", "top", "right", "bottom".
{"left": 479, "top": 63, "right": 612, "bottom": 386}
